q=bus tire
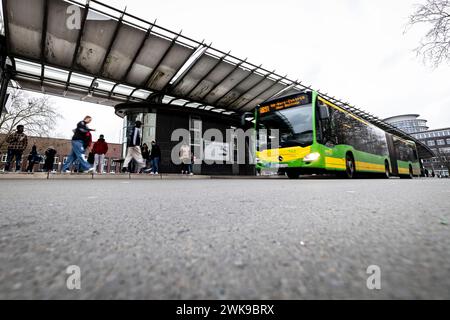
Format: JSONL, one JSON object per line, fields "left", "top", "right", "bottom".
{"left": 384, "top": 161, "right": 390, "bottom": 179}
{"left": 345, "top": 153, "right": 356, "bottom": 179}
{"left": 287, "top": 170, "right": 300, "bottom": 179}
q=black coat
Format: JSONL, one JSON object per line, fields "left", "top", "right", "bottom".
{"left": 72, "top": 121, "right": 92, "bottom": 146}
{"left": 126, "top": 126, "right": 142, "bottom": 147}
{"left": 43, "top": 148, "right": 57, "bottom": 171}
{"left": 150, "top": 144, "right": 161, "bottom": 159}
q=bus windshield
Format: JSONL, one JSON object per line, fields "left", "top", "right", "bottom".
{"left": 258, "top": 104, "right": 314, "bottom": 150}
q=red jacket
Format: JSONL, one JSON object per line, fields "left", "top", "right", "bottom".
{"left": 92, "top": 139, "right": 109, "bottom": 155}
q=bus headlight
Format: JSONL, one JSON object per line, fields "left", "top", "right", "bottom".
{"left": 304, "top": 153, "right": 321, "bottom": 162}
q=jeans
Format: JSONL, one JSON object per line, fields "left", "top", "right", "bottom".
{"left": 94, "top": 154, "right": 105, "bottom": 173}
{"left": 151, "top": 157, "right": 160, "bottom": 173}
{"left": 5, "top": 149, "right": 23, "bottom": 171}
{"left": 62, "top": 140, "right": 92, "bottom": 172}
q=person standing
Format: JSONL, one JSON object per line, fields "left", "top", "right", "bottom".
{"left": 150, "top": 140, "right": 161, "bottom": 175}
{"left": 92, "top": 134, "right": 109, "bottom": 174}
{"left": 122, "top": 121, "right": 145, "bottom": 173}
{"left": 43, "top": 146, "right": 57, "bottom": 173}
{"left": 5, "top": 125, "right": 28, "bottom": 172}
{"left": 26, "top": 145, "right": 39, "bottom": 173}
{"left": 179, "top": 144, "right": 191, "bottom": 174}
{"left": 141, "top": 143, "right": 151, "bottom": 172}
{"left": 62, "top": 116, "right": 95, "bottom": 174}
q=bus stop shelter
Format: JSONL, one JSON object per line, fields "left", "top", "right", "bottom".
{"left": 0, "top": 0, "right": 435, "bottom": 159}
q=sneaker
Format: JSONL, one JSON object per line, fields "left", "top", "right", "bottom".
{"left": 86, "top": 168, "right": 95, "bottom": 174}
{"left": 155, "top": 172, "right": 159, "bottom": 175}
{"left": 150, "top": 172, "right": 154, "bottom": 175}
{"left": 181, "top": 171, "right": 184, "bottom": 174}
{"left": 62, "top": 170, "right": 71, "bottom": 174}
{"left": 190, "top": 173, "right": 194, "bottom": 176}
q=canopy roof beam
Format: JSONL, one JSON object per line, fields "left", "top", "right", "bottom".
{"left": 213, "top": 64, "right": 261, "bottom": 105}
{"left": 98, "top": 8, "right": 126, "bottom": 78}
{"left": 40, "top": 0, "right": 49, "bottom": 90}
{"left": 144, "top": 32, "right": 182, "bottom": 90}
{"left": 64, "top": 0, "right": 90, "bottom": 93}
{"left": 183, "top": 51, "right": 230, "bottom": 99}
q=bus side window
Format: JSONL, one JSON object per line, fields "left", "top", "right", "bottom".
{"left": 413, "top": 148, "right": 418, "bottom": 161}
{"left": 318, "top": 101, "right": 338, "bottom": 146}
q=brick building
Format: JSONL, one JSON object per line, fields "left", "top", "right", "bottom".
{"left": 0, "top": 134, "right": 122, "bottom": 173}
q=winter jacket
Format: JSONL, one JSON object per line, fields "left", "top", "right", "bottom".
{"left": 27, "top": 146, "right": 40, "bottom": 162}
{"left": 43, "top": 148, "right": 57, "bottom": 171}
{"left": 150, "top": 144, "right": 161, "bottom": 159}
{"left": 179, "top": 145, "right": 191, "bottom": 162}
{"left": 141, "top": 146, "right": 150, "bottom": 160}
{"left": 126, "top": 126, "right": 142, "bottom": 147}
{"left": 92, "top": 139, "right": 109, "bottom": 155}
{"left": 72, "top": 121, "right": 93, "bottom": 146}
{"left": 6, "top": 131, "right": 28, "bottom": 151}
{"left": 84, "top": 131, "right": 93, "bottom": 149}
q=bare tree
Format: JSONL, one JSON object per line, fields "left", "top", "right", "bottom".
{"left": 407, "top": 0, "right": 450, "bottom": 67}
{"left": 0, "top": 89, "right": 62, "bottom": 149}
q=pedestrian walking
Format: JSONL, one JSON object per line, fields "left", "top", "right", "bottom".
{"left": 150, "top": 141, "right": 161, "bottom": 175}
{"left": 4, "top": 125, "right": 28, "bottom": 172}
{"left": 26, "top": 145, "right": 40, "bottom": 173}
{"left": 92, "top": 134, "right": 109, "bottom": 174}
{"left": 122, "top": 121, "right": 145, "bottom": 173}
{"left": 62, "top": 116, "right": 95, "bottom": 174}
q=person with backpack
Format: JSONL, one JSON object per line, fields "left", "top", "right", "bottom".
{"left": 62, "top": 116, "right": 95, "bottom": 174}
{"left": 92, "top": 135, "right": 109, "bottom": 174}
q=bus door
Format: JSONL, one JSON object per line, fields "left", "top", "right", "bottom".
{"left": 386, "top": 133, "right": 399, "bottom": 175}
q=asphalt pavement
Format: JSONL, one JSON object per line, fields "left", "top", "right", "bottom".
{"left": 0, "top": 178, "right": 449, "bottom": 299}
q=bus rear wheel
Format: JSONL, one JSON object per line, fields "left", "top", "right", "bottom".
{"left": 345, "top": 154, "right": 356, "bottom": 179}
{"left": 384, "top": 161, "right": 390, "bottom": 179}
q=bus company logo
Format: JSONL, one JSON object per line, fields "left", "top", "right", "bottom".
{"left": 278, "top": 156, "right": 284, "bottom": 162}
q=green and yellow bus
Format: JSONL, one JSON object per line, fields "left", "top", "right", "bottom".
{"left": 255, "top": 91, "right": 421, "bottom": 179}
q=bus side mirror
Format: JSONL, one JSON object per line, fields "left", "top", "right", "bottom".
{"left": 319, "top": 106, "right": 330, "bottom": 120}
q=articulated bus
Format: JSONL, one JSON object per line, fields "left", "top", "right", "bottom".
{"left": 255, "top": 91, "right": 421, "bottom": 179}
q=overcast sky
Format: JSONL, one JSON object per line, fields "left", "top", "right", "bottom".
{"left": 25, "top": 0, "right": 450, "bottom": 143}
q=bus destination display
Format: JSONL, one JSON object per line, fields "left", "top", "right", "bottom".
{"left": 259, "top": 94, "right": 310, "bottom": 114}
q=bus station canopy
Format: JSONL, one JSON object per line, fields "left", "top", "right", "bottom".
{"left": 0, "top": 0, "right": 435, "bottom": 158}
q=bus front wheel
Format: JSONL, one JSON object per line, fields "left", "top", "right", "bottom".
{"left": 287, "top": 171, "right": 300, "bottom": 179}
